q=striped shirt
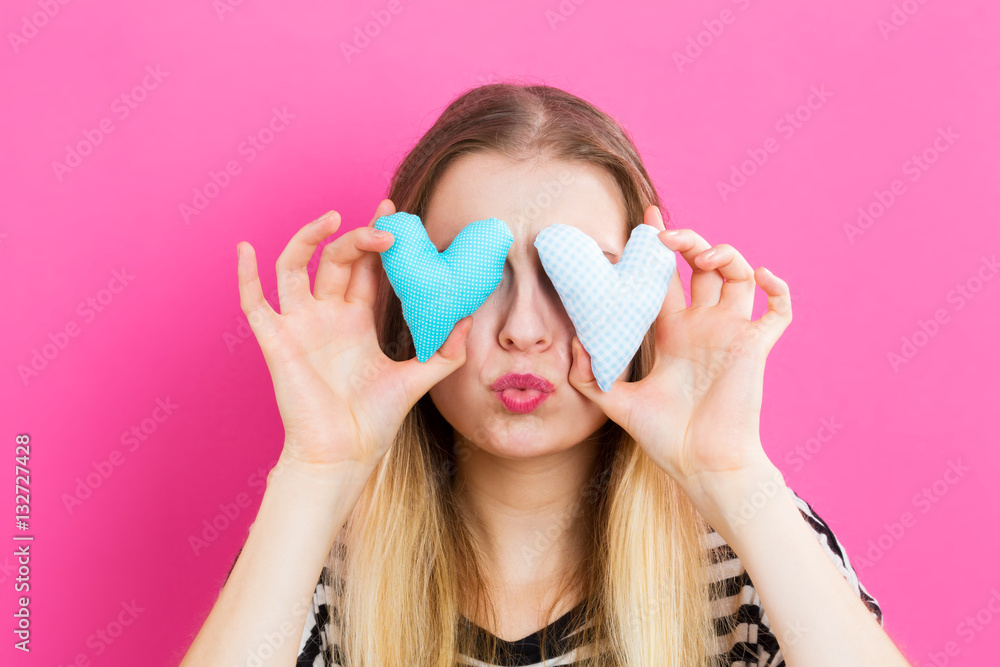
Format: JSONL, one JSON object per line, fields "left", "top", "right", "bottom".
{"left": 263, "top": 485, "right": 883, "bottom": 666}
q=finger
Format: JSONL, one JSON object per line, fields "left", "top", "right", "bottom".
{"left": 642, "top": 205, "right": 686, "bottom": 312}
{"left": 313, "top": 200, "right": 396, "bottom": 303}
{"left": 648, "top": 208, "right": 687, "bottom": 348}
{"left": 750, "top": 266, "right": 792, "bottom": 352}
{"left": 695, "top": 243, "right": 756, "bottom": 321}
{"left": 274, "top": 211, "right": 342, "bottom": 312}
{"left": 395, "top": 315, "right": 473, "bottom": 404}
{"left": 345, "top": 198, "right": 397, "bottom": 305}
{"left": 646, "top": 204, "right": 667, "bottom": 232}
{"left": 567, "top": 335, "right": 635, "bottom": 421}
{"left": 653, "top": 268, "right": 685, "bottom": 351}
{"left": 658, "top": 229, "right": 723, "bottom": 307}
{"left": 237, "top": 242, "right": 280, "bottom": 339}
{"left": 661, "top": 259, "right": 687, "bottom": 313}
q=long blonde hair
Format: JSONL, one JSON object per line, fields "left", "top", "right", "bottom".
{"left": 328, "top": 81, "right": 727, "bottom": 666}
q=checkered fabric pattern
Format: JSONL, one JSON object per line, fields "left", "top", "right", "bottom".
{"left": 534, "top": 223, "right": 676, "bottom": 391}
{"left": 374, "top": 212, "right": 513, "bottom": 362}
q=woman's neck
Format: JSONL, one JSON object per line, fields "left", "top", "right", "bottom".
{"left": 451, "top": 432, "right": 601, "bottom": 623}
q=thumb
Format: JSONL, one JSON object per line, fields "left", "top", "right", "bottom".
{"left": 397, "top": 315, "right": 473, "bottom": 400}
{"left": 569, "top": 336, "right": 630, "bottom": 420}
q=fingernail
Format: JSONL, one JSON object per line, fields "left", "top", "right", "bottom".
{"left": 664, "top": 230, "right": 679, "bottom": 236}
{"left": 371, "top": 227, "right": 387, "bottom": 238}
{"left": 654, "top": 206, "right": 664, "bottom": 225}
{"left": 236, "top": 243, "right": 241, "bottom": 260}
{"left": 312, "top": 211, "right": 332, "bottom": 224}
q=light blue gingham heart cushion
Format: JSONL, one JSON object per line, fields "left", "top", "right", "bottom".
{"left": 534, "top": 223, "right": 677, "bottom": 391}
{"left": 374, "top": 212, "right": 513, "bottom": 362}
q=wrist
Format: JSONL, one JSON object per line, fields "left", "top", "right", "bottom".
{"left": 268, "top": 449, "right": 377, "bottom": 498}
{"left": 681, "top": 456, "right": 788, "bottom": 541}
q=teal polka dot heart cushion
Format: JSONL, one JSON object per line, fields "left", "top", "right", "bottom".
{"left": 534, "top": 223, "right": 677, "bottom": 392}
{"left": 374, "top": 212, "right": 513, "bottom": 362}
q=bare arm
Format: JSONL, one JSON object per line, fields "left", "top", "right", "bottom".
{"left": 179, "top": 199, "right": 472, "bottom": 666}
{"left": 180, "top": 454, "right": 374, "bottom": 667}
{"left": 689, "top": 460, "right": 912, "bottom": 667}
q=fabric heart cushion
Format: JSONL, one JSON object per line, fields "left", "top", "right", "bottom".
{"left": 374, "top": 211, "right": 513, "bottom": 362}
{"left": 534, "top": 223, "right": 677, "bottom": 392}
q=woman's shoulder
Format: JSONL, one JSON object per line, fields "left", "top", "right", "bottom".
{"left": 700, "top": 484, "right": 884, "bottom": 666}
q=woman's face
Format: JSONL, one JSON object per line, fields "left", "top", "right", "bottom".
{"left": 424, "top": 151, "right": 631, "bottom": 460}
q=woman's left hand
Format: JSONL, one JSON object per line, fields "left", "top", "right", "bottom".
{"left": 568, "top": 205, "right": 793, "bottom": 503}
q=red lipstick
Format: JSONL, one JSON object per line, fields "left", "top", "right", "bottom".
{"left": 491, "top": 373, "right": 554, "bottom": 414}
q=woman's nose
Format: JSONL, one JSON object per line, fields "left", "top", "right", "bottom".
{"left": 495, "top": 270, "right": 560, "bottom": 353}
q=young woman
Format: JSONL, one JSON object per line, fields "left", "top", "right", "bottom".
{"left": 181, "top": 83, "right": 907, "bottom": 666}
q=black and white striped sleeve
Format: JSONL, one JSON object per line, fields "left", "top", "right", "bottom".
{"left": 757, "top": 486, "right": 885, "bottom": 667}
{"left": 296, "top": 567, "right": 335, "bottom": 666}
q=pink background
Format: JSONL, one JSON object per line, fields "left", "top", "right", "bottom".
{"left": 2, "top": 0, "right": 998, "bottom": 665}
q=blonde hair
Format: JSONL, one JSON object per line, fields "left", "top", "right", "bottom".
{"left": 328, "top": 81, "right": 727, "bottom": 666}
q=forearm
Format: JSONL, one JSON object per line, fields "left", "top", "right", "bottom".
{"left": 685, "top": 459, "right": 909, "bottom": 667}
{"left": 180, "top": 451, "right": 374, "bottom": 667}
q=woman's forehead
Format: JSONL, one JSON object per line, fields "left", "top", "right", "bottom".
{"left": 423, "top": 153, "right": 628, "bottom": 253}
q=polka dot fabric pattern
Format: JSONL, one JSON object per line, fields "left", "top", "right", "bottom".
{"left": 534, "top": 223, "right": 676, "bottom": 391}
{"left": 374, "top": 212, "right": 513, "bottom": 362}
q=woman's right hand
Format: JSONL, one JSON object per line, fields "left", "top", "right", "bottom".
{"left": 236, "top": 198, "right": 472, "bottom": 474}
